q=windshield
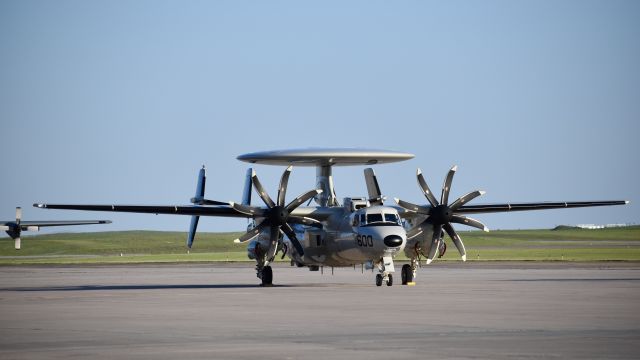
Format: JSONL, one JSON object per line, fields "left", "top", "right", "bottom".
{"left": 366, "top": 213, "right": 383, "bottom": 223}
{"left": 360, "top": 211, "right": 401, "bottom": 226}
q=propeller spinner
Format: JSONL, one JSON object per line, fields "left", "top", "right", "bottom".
{"left": 395, "top": 166, "right": 488, "bottom": 264}
{"left": 231, "top": 166, "right": 322, "bottom": 257}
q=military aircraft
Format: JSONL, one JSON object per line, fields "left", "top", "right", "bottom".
{"left": 1, "top": 207, "right": 111, "bottom": 249}
{"left": 34, "top": 148, "right": 628, "bottom": 286}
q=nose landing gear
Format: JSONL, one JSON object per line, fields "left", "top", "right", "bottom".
{"left": 375, "top": 273, "right": 393, "bottom": 286}
{"left": 375, "top": 256, "right": 395, "bottom": 286}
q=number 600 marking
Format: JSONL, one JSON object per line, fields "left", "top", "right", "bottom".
{"left": 356, "top": 235, "right": 373, "bottom": 247}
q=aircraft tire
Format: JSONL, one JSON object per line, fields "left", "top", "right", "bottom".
{"left": 401, "top": 264, "right": 412, "bottom": 285}
{"left": 386, "top": 274, "right": 393, "bottom": 286}
{"left": 375, "top": 274, "right": 383, "bottom": 287}
{"left": 262, "top": 266, "right": 273, "bottom": 286}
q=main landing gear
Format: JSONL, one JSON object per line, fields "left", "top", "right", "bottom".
{"left": 260, "top": 265, "right": 273, "bottom": 286}
{"left": 401, "top": 264, "right": 413, "bottom": 285}
{"left": 401, "top": 258, "right": 418, "bottom": 285}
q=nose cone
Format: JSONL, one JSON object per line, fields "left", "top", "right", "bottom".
{"left": 384, "top": 235, "right": 403, "bottom": 247}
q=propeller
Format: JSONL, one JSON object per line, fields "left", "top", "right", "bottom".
{"left": 231, "top": 166, "right": 322, "bottom": 258}
{"left": 14, "top": 207, "right": 21, "bottom": 250}
{"left": 1, "top": 207, "right": 23, "bottom": 249}
{"left": 395, "top": 166, "right": 488, "bottom": 264}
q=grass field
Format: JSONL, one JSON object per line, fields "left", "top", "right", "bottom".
{"left": 1, "top": 226, "right": 639, "bottom": 264}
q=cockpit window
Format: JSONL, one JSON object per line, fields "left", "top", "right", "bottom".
{"left": 366, "top": 213, "right": 383, "bottom": 223}
{"left": 385, "top": 213, "right": 400, "bottom": 224}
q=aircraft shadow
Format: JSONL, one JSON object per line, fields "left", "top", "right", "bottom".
{"left": 1, "top": 283, "right": 301, "bottom": 292}
{"left": 501, "top": 278, "right": 640, "bottom": 282}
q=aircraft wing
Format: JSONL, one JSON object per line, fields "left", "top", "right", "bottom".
{"left": 34, "top": 203, "right": 251, "bottom": 218}
{"left": 1, "top": 220, "right": 112, "bottom": 229}
{"left": 454, "top": 200, "right": 628, "bottom": 214}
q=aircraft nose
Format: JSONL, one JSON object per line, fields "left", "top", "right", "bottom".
{"left": 383, "top": 235, "right": 403, "bottom": 247}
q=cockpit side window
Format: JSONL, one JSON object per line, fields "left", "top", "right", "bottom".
{"left": 360, "top": 213, "right": 366, "bottom": 225}
{"left": 384, "top": 213, "right": 400, "bottom": 224}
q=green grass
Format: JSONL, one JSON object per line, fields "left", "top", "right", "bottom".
{"left": 1, "top": 226, "right": 639, "bottom": 264}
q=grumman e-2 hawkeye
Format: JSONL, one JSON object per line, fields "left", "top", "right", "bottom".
{"left": 35, "top": 148, "right": 628, "bottom": 286}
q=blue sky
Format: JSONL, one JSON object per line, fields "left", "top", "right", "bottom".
{"left": 1, "top": 0, "right": 638, "bottom": 237}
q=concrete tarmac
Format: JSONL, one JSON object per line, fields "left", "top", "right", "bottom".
{"left": 1, "top": 262, "right": 639, "bottom": 359}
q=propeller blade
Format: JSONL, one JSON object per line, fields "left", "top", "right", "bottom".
{"left": 449, "top": 190, "right": 486, "bottom": 211}
{"left": 15, "top": 236, "right": 21, "bottom": 250}
{"left": 406, "top": 223, "right": 429, "bottom": 240}
{"left": 394, "top": 198, "right": 431, "bottom": 215}
{"left": 16, "top": 207, "right": 22, "bottom": 224}
{"left": 277, "top": 166, "right": 292, "bottom": 207}
{"left": 190, "top": 197, "right": 230, "bottom": 206}
{"left": 187, "top": 215, "right": 199, "bottom": 248}
{"left": 426, "top": 224, "right": 442, "bottom": 264}
{"left": 417, "top": 169, "right": 439, "bottom": 207}
{"left": 443, "top": 223, "right": 466, "bottom": 261}
{"left": 251, "top": 170, "right": 275, "bottom": 208}
{"left": 441, "top": 165, "right": 457, "bottom": 205}
{"left": 285, "top": 189, "right": 322, "bottom": 212}
{"left": 230, "top": 202, "right": 267, "bottom": 217}
{"left": 288, "top": 216, "right": 323, "bottom": 229}
{"left": 265, "top": 225, "right": 280, "bottom": 264}
{"left": 281, "top": 223, "right": 305, "bottom": 256}
{"left": 233, "top": 220, "right": 268, "bottom": 243}
{"left": 451, "top": 215, "right": 489, "bottom": 232}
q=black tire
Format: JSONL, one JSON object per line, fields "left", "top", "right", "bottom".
{"left": 386, "top": 274, "right": 393, "bottom": 286}
{"left": 375, "top": 274, "right": 383, "bottom": 287}
{"left": 261, "top": 266, "right": 273, "bottom": 286}
{"left": 401, "top": 264, "right": 413, "bottom": 285}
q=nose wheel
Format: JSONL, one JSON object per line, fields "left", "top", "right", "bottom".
{"left": 376, "top": 273, "right": 393, "bottom": 286}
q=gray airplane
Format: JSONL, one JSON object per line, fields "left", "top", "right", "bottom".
{"left": 1, "top": 207, "right": 111, "bottom": 249}
{"left": 34, "top": 149, "right": 628, "bottom": 286}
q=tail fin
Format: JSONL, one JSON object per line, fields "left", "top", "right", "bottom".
{"left": 242, "top": 168, "right": 252, "bottom": 205}
{"left": 187, "top": 166, "right": 206, "bottom": 248}
{"left": 364, "top": 168, "right": 384, "bottom": 206}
